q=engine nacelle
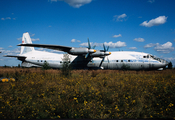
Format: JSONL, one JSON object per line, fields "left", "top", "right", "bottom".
{"left": 90, "top": 51, "right": 111, "bottom": 57}
{"left": 69, "top": 48, "right": 96, "bottom": 55}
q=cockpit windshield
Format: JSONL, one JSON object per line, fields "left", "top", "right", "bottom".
{"left": 149, "top": 54, "right": 168, "bottom": 64}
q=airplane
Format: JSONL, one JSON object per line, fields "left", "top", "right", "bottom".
{"left": 4, "top": 32, "right": 168, "bottom": 70}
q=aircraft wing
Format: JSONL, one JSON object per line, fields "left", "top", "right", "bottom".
{"left": 18, "top": 44, "right": 72, "bottom": 52}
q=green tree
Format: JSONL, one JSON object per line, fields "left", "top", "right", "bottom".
{"left": 168, "top": 61, "right": 173, "bottom": 69}
{"left": 42, "top": 61, "right": 50, "bottom": 70}
{"left": 18, "top": 64, "right": 21, "bottom": 68}
{"left": 121, "top": 63, "right": 130, "bottom": 71}
{"left": 61, "top": 53, "right": 72, "bottom": 77}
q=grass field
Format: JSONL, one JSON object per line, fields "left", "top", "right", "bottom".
{"left": 0, "top": 68, "right": 175, "bottom": 119}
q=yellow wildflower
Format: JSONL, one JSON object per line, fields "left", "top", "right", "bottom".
{"left": 10, "top": 78, "right": 15, "bottom": 82}
{"left": 74, "top": 97, "right": 77, "bottom": 100}
{"left": 84, "top": 100, "right": 87, "bottom": 106}
{"left": 168, "top": 103, "right": 174, "bottom": 107}
{"left": 132, "top": 100, "right": 135, "bottom": 104}
{"left": 57, "top": 115, "right": 60, "bottom": 118}
{"left": 5, "top": 78, "right": 8, "bottom": 82}
{"left": 2, "top": 78, "right": 6, "bottom": 82}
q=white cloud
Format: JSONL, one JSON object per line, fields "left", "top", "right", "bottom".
{"left": 134, "top": 38, "right": 145, "bottom": 42}
{"left": 104, "top": 41, "right": 126, "bottom": 48}
{"left": 164, "top": 57, "right": 175, "bottom": 61}
{"left": 129, "top": 47, "right": 137, "bottom": 50}
{"left": 6, "top": 17, "right": 11, "bottom": 20}
{"left": 154, "top": 42, "right": 174, "bottom": 53}
{"left": 17, "top": 35, "right": 39, "bottom": 41}
{"left": 31, "top": 34, "right": 35, "bottom": 37}
{"left": 0, "top": 47, "right": 4, "bottom": 50}
{"left": 3, "top": 47, "right": 21, "bottom": 55}
{"left": 79, "top": 42, "right": 93, "bottom": 46}
{"left": 144, "top": 43, "right": 158, "bottom": 48}
{"left": 80, "top": 41, "right": 126, "bottom": 48}
{"left": 17, "top": 37, "right": 22, "bottom": 40}
{"left": 8, "top": 45, "right": 12, "bottom": 48}
{"left": 71, "top": 39, "right": 80, "bottom": 43}
{"left": 1, "top": 17, "right": 12, "bottom": 20}
{"left": 49, "top": 0, "right": 92, "bottom": 8}
{"left": 71, "top": 39, "right": 76, "bottom": 42}
{"left": 148, "top": 0, "right": 155, "bottom": 3}
{"left": 113, "top": 34, "right": 122, "bottom": 38}
{"left": 31, "top": 38, "right": 40, "bottom": 41}
{"left": 144, "top": 42, "right": 174, "bottom": 53}
{"left": 140, "top": 16, "right": 167, "bottom": 27}
{"left": 113, "top": 13, "right": 127, "bottom": 22}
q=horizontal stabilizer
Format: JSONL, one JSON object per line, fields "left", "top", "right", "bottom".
{"left": 4, "top": 55, "right": 26, "bottom": 58}
{"left": 4, "top": 55, "right": 26, "bottom": 61}
{"left": 18, "top": 44, "right": 72, "bottom": 52}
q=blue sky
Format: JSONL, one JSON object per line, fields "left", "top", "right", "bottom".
{"left": 0, "top": 0, "right": 175, "bottom": 66}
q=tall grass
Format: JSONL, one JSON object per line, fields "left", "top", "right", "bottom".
{"left": 0, "top": 68, "right": 174, "bottom": 119}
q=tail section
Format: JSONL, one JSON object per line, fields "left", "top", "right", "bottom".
{"left": 20, "top": 32, "right": 35, "bottom": 55}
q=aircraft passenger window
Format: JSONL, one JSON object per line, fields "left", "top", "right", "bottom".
{"left": 41, "top": 60, "right": 43, "bottom": 62}
{"left": 37, "top": 60, "right": 39, "bottom": 62}
{"left": 60, "top": 61, "right": 62, "bottom": 63}
{"left": 116, "top": 60, "right": 118, "bottom": 62}
{"left": 143, "top": 56, "right": 146, "bottom": 58}
{"left": 121, "top": 60, "right": 123, "bottom": 62}
{"left": 147, "top": 55, "right": 149, "bottom": 58}
{"left": 128, "top": 60, "right": 130, "bottom": 62}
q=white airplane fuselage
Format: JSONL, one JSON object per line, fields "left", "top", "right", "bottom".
{"left": 21, "top": 50, "right": 167, "bottom": 70}
{"left": 5, "top": 32, "right": 168, "bottom": 70}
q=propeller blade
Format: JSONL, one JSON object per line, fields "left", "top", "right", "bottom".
{"left": 99, "top": 57, "right": 105, "bottom": 68}
{"left": 107, "top": 57, "right": 109, "bottom": 63}
{"left": 103, "top": 44, "right": 106, "bottom": 52}
{"left": 85, "top": 53, "right": 89, "bottom": 58}
{"left": 88, "top": 38, "right": 91, "bottom": 49}
{"left": 92, "top": 45, "right": 96, "bottom": 49}
{"left": 106, "top": 46, "right": 109, "bottom": 51}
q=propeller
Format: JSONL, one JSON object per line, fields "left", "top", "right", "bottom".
{"left": 85, "top": 38, "right": 96, "bottom": 58}
{"left": 99, "top": 44, "right": 110, "bottom": 68}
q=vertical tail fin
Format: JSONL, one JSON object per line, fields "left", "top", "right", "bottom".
{"left": 20, "top": 32, "right": 35, "bottom": 55}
